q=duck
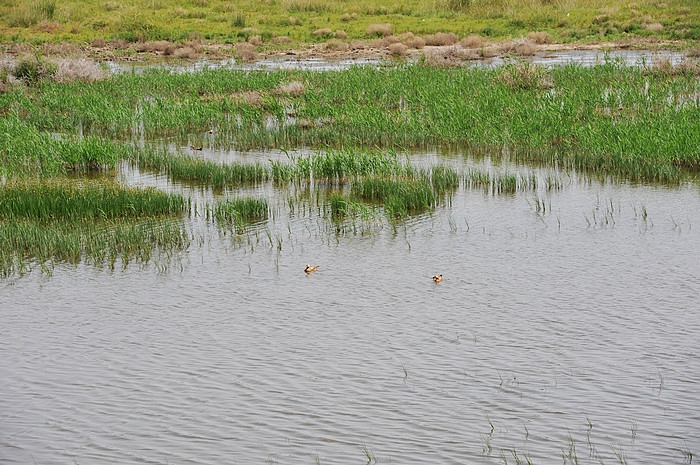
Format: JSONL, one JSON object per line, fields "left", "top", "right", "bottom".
{"left": 190, "top": 145, "right": 203, "bottom": 151}
{"left": 432, "top": 274, "right": 443, "bottom": 283}
{"left": 304, "top": 264, "right": 319, "bottom": 274}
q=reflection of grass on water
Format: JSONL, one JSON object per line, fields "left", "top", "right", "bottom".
{"left": 0, "top": 218, "right": 190, "bottom": 278}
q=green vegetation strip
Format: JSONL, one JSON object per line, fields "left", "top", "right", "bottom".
{"left": 5, "top": 62, "right": 699, "bottom": 182}
{"left": 1, "top": 0, "right": 697, "bottom": 44}
{"left": 0, "top": 179, "right": 187, "bottom": 220}
{"left": 138, "top": 148, "right": 269, "bottom": 187}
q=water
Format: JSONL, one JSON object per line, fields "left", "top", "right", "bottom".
{"left": 105, "top": 49, "right": 689, "bottom": 74}
{"left": 1, "top": 148, "right": 700, "bottom": 465}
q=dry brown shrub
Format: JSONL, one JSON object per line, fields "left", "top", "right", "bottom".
{"left": 173, "top": 46, "right": 197, "bottom": 59}
{"left": 424, "top": 32, "right": 459, "bottom": 46}
{"left": 53, "top": 58, "right": 105, "bottom": 83}
{"left": 91, "top": 37, "right": 107, "bottom": 48}
{"left": 380, "top": 35, "right": 402, "bottom": 46}
{"left": 514, "top": 43, "right": 537, "bottom": 56}
{"left": 526, "top": 31, "right": 552, "bottom": 44}
{"left": 405, "top": 35, "right": 425, "bottom": 49}
{"left": 312, "top": 28, "right": 333, "bottom": 37}
{"left": 110, "top": 39, "right": 129, "bottom": 50}
{"left": 272, "top": 36, "right": 292, "bottom": 44}
{"left": 334, "top": 30, "right": 348, "bottom": 39}
{"left": 460, "top": 35, "right": 487, "bottom": 48}
{"left": 288, "top": 16, "right": 298, "bottom": 26}
{"left": 326, "top": 39, "right": 349, "bottom": 51}
{"left": 388, "top": 43, "right": 409, "bottom": 56}
{"left": 236, "top": 91, "right": 264, "bottom": 106}
{"left": 479, "top": 46, "right": 499, "bottom": 58}
{"left": 173, "top": 7, "right": 188, "bottom": 17}
{"left": 365, "top": 23, "right": 392, "bottom": 37}
{"left": 340, "top": 13, "right": 351, "bottom": 22}
{"left": 500, "top": 62, "right": 553, "bottom": 91}
{"left": 423, "top": 46, "right": 477, "bottom": 67}
{"left": 104, "top": 1, "right": 121, "bottom": 11}
{"left": 275, "top": 81, "right": 305, "bottom": 96}
{"left": 235, "top": 42, "right": 258, "bottom": 62}
{"left": 645, "top": 22, "right": 663, "bottom": 32}
{"left": 248, "top": 35, "right": 261, "bottom": 45}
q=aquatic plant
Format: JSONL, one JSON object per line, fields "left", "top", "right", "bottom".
{"left": 351, "top": 176, "right": 435, "bottom": 217}
{"left": 137, "top": 147, "right": 269, "bottom": 187}
{"left": 0, "top": 179, "right": 188, "bottom": 221}
{"left": 212, "top": 197, "right": 269, "bottom": 225}
{"left": 0, "top": 217, "right": 189, "bottom": 278}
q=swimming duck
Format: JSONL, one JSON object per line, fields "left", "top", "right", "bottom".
{"left": 304, "top": 264, "right": 319, "bottom": 273}
{"left": 432, "top": 274, "right": 443, "bottom": 283}
{"left": 190, "top": 145, "right": 203, "bottom": 151}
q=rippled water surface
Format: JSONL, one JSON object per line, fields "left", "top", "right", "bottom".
{"left": 1, "top": 147, "right": 699, "bottom": 465}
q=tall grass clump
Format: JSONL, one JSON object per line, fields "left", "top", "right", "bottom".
{"left": 430, "top": 165, "right": 460, "bottom": 192}
{"left": 137, "top": 148, "right": 269, "bottom": 187}
{"left": 212, "top": 197, "right": 269, "bottom": 225}
{"left": 0, "top": 179, "right": 187, "bottom": 221}
{"left": 351, "top": 176, "right": 435, "bottom": 217}
{"left": 0, "top": 117, "right": 129, "bottom": 177}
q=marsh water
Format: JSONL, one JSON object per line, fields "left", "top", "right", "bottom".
{"left": 104, "top": 48, "right": 689, "bottom": 73}
{"left": 2, "top": 143, "right": 699, "bottom": 465}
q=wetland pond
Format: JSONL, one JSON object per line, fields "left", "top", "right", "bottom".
{"left": 2, "top": 143, "right": 699, "bottom": 465}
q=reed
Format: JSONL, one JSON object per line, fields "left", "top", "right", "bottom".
{"left": 351, "top": 176, "right": 435, "bottom": 217}
{"left": 212, "top": 197, "right": 269, "bottom": 224}
{"left": 0, "top": 116, "right": 130, "bottom": 177}
{"left": 0, "top": 179, "right": 187, "bottom": 221}
{"left": 6, "top": 61, "right": 700, "bottom": 182}
{"left": 137, "top": 147, "right": 270, "bottom": 187}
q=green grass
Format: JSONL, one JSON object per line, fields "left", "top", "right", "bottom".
{"left": 0, "top": 116, "right": 130, "bottom": 178}
{"left": 351, "top": 176, "right": 436, "bottom": 218}
{"left": 137, "top": 147, "right": 269, "bottom": 187}
{"left": 8, "top": 62, "right": 697, "bottom": 182}
{"left": 0, "top": 179, "right": 188, "bottom": 221}
{"left": 0, "top": 0, "right": 697, "bottom": 45}
{"left": 212, "top": 197, "right": 269, "bottom": 225}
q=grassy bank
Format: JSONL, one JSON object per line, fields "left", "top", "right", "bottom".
{"left": 0, "top": 0, "right": 697, "bottom": 47}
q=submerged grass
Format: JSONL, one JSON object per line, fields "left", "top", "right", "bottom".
{"left": 0, "top": 218, "right": 190, "bottom": 278}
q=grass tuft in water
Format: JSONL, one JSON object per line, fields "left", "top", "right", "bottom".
{"left": 212, "top": 197, "right": 269, "bottom": 225}
{"left": 0, "top": 179, "right": 187, "bottom": 221}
